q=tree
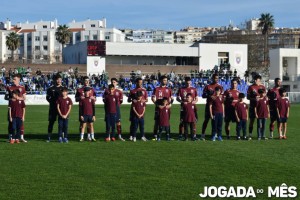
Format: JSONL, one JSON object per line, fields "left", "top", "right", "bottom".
{"left": 6, "top": 32, "right": 21, "bottom": 61}
{"left": 55, "top": 25, "right": 71, "bottom": 47}
{"left": 258, "top": 13, "right": 275, "bottom": 70}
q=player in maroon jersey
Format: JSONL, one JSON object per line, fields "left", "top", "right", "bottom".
{"left": 103, "top": 84, "right": 118, "bottom": 142}
{"left": 79, "top": 87, "right": 96, "bottom": 142}
{"left": 182, "top": 93, "right": 198, "bottom": 141}
{"left": 267, "top": 78, "right": 281, "bottom": 139}
{"left": 176, "top": 77, "right": 198, "bottom": 140}
{"left": 276, "top": 88, "right": 290, "bottom": 139}
{"left": 201, "top": 74, "right": 223, "bottom": 140}
{"left": 209, "top": 87, "right": 224, "bottom": 141}
{"left": 57, "top": 87, "right": 73, "bottom": 143}
{"left": 224, "top": 79, "right": 240, "bottom": 139}
{"left": 103, "top": 78, "right": 125, "bottom": 141}
{"left": 75, "top": 76, "right": 96, "bottom": 137}
{"left": 8, "top": 90, "right": 26, "bottom": 144}
{"left": 255, "top": 89, "right": 270, "bottom": 140}
{"left": 151, "top": 75, "right": 174, "bottom": 140}
{"left": 132, "top": 91, "right": 146, "bottom": 142}
{"left": 235, "top": 93, "right": 248, "bottom": 140}
{"left": 128, "top": 78, "right": 148, "bottom": 141}
{"left": 246, "top": 74, "right": 266, "bottom": 140}
{"left": 5, "top": 73, "right": 27, "bottom": 142}
{"left": 158, "top": 97, "right": 172, "bottom": 141}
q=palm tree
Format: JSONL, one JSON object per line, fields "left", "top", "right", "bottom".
{"left": 6, "top": 32, "right": 20, "bottom": 61}
{"left": 55, "top": 25, "right": 71, "bottom": 47}
{"left": 258, "top": 13, "right": 274, "bottom": 69}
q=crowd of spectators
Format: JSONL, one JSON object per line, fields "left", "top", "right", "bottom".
{"left": 0, "top": 64, "right": 250, "bottom": 97}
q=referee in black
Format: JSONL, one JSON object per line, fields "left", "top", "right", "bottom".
{"left": 46, "top": 74, "right": 63, "bottom": 142}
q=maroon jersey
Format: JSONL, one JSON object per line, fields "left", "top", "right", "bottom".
{"left": 224, "top": 89, "right": 239, "bottom": 107}
{"left": 129, "top": 87, "right": 148, "bottom": 101}
{"left": 9, "top": 99, "right": 25, "bottom": 118}
{"left": 132, "top": 100, "right": 146, "bottom": 117}
{"left": 183, "top": 103, "right": 197, "bottom": 122}
{"left": 177, "top": 87, "right": 198, "bottom": 103}
{"left": 152, "top": 86, "right": 172, "bottom": 104}
{"left": 267, "top": 87, "right": 280, "bottom": 111}
{"left": 159, "top": 106, "right": 170, "bottom": 126}
{"left": 104, "top": 88, "right": 123, "bottom": 106}
{"left": 104, "top": 94, "right": 117, "bottom": 114}
{"left": 56, "top": 97, "right": 73, "bottom": 116}
{"left": 80, "top": 97, "right": 95, "bottom": 115}
{"left": 6, "top": 85, "right": 26, "bottom": 101}
{"left": 247, "top": 84, "right": 266, "bottom": 107}
{"left": 210, "top": 95, "right": 224, "bottom": 115}
{"left": 203, "top": 83, "right": 223, "bottom": 104}
{"left": 235, "top": 102, "right": 248, "bottom": 120}
{"left": 256, "top": 97, "right": 269, "bottom": 118}
{"left": 75, "top": 87, "right": 96, "bottom": 102}
{"left": 277, "top": 97, "right": 290, "bottom": 118}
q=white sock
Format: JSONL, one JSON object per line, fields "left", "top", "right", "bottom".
{"left": 87, "top": 133, "right": 91, "bottom": 139}
{"left": 91, "top": 133, "right": 94, "bottom": 139}
{"left": 9, "top": 134, "right": 12, "bottom": 139}
{"left": 21, "top": 135, "right": 24, "bottom": 139}
{"left": 80, "top": 133, "right": 84, "bottom": 139}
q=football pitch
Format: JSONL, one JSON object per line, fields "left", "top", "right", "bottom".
{"left": 0, "top": 104, "right": 299, "bottom": 200}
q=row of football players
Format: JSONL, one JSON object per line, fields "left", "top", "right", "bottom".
{"left": 6, "top": 73, "right": 289, "bottom": 143}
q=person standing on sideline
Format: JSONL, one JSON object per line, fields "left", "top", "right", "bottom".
{"left": 176, "top": 77, "right": 198, "bottom": 140}
{"left": 182, "top": 93, "right": 198, "bottom": 141}
{"left": 201, "top": 74, "right": 223, "bottom": 140}
{"left": 267, "top": 78, "right": 281, "bottom": 138}
{"left": 8, "top": 90, "right": 26, "bottom": 144}
{"left": 151, "top": 75, "right": 173, "bottom": 140}
{"left": 5, "top": 73, "right": 27, "bottom": 142}
{"left": 209, "top": 87, "right": 224, "bottom": 141}
{"left": 224, "top": 79, "right": 240, "bottom": 139}
{"left": 46, "top": 74, "right": 63, "bottom": 142}
{"left": 235, "top": 93, "right": 248, "bottom": 140}
{"left": 104, "top": 78, "right": 125, "bottom": 141}
{"left": 131, "top": 91, "right": 146, "bottom": 142}
{"left": 128, "top": 78, "right": 148, "bottom": 141}
{"left": 277, "top": 88, "right": 290, "bottom": 139}
{"left": 246, "top": 75, "right": 266, "bottom": 140}
{"left": 255, "top": 89, "right": 269, "bottom": 140}
{"left": 57, "top": 87, "right": 73, "bottom": 143}
{"left": 75, "top": 76, "right": 96, "bottom": 136}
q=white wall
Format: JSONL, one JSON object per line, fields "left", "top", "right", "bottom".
{"left": 106, "top": 42, "right": 199, "bottom": 57}
{"left": 87, "top": 56, "right": 105, "bottom": 75}
{"left": 199, "top": 43, "right": 248, "bottom": 76}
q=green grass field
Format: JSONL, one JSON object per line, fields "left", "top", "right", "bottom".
{"left": 0, "top": 104, "right": 299, "bottom": 200}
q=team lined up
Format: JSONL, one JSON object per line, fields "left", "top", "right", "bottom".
{"left": 5, "top": 73, "right": 290, "bottom": 143}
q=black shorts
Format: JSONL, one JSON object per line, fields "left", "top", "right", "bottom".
{"left": 270, "top": 110, "right": 279, "bottom": 122}
{"left": 249, "top": 106, "right": 256, "bottom": 119}
{"left": 82, "top": 115, "right": 94, "bottom": 123}
{"left": 225, "top": 106, "right": 236, "bottom": 123}
{"left": 48, "top": 106, "right": 58, "bottom": 122}
{"left": 278, "top": 117, "right": 288, "bottom": 123}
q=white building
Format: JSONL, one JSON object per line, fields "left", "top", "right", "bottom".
{"left": 270, "top": 48, "right": 300, "bottom": 92}
{"left": 0, "top": 19, "right": 125, "bottom": 64}
{"left": 132, "top": 30, "right": 153, "bottom": 43}
{"left": 132, "top": 30, "right": 174, "bottom": 43}
{"left": 63, "top": 41, "right": 248, "bottom": 76}
{"left": 246, "top": 18, "right": 261, "bottom": 31}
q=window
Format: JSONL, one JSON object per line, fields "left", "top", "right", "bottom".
{"left": 105, "top": 36, "right": 110, "bottom": 40}
{"left": 35, "top": 55, "right": 40, "bottom": 59}
{"left": 55, "top": 56, "right": 60, "bottom": 61}
{"left": 35, "top": 46, "right": 40, "bottom": 50}
{"left": 43, "top": 46, "right": 48, "bottom": 51}
{"left": 35, "top": 36, "right": 40, "bottom": 41}
{"left": 43, "top": 36, "right": 48, "bottom": 41}
{"left": 76, "top": 35, "right": 81, "bottom": 41}
{"left": 43, "top": 55, "right": 48, "bottom": 60}
{"left": 84, "top": 35, "right": 89, "bottom": 41}
{"left": 93, "top": 35, "right": 97, "bottom": 40}
{"left": 28, "top": 36, "right": 32, "bottom": 41}
{"left": 91, "top": 24, "right": 96, "bottom": 27}
{"left": 43, "top": 25, "right": 47, "bottom": 28}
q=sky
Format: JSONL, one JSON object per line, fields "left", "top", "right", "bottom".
{"left": 1, "top": 0, "right": 299, "bottom": 30}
